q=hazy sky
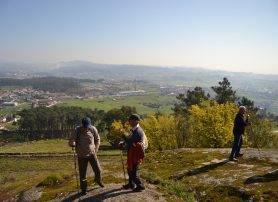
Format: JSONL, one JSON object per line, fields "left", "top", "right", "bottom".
{"left": 0, "top": 0, "right": 277, "bottom": 74}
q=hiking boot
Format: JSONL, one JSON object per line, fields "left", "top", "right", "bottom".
{"left": 123, "top": 183, "right": 135, "bottom": 189}
{"left": 229, "top": 157, "right": 238, "bottom": 162}
{"left": 94, "top": 180, "right": 105, "bottom": 187}
{"left": 133, "top": 185, "right": 145, "bottom": 192}
{"left": 80, "top": 190, "right": 87, "bottom": 195}
{"left": 235, "top": 153, "right": 243, "bottom": 158}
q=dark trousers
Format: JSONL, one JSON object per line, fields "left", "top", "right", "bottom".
{"left": 128, "top": 164, "right": 144, "bottom": 187}
{"left": 78, "top": 154, "right": 101, "bottom": 191}
{"left": 230, "top": 134, "right": 243, "bottom": 158}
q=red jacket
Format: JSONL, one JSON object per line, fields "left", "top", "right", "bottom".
{"left": 127, "top": 142, "right": 144, "bottom": 172}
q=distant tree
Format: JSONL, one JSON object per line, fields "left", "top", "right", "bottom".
{"left": 174, "top": 86, "right": 210, "bottom": 114}
{"left": 238, "top": 96, "right": 258, "bottom": 113}
{"left": 211, "top": 77, "right": 236, "bottom": 104}
{"left": 104, "top": 106, "right": 137, "bottom": 131}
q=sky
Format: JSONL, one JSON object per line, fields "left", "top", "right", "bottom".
{"left": 0, "top": 0, "right": 277, "bottom": 74}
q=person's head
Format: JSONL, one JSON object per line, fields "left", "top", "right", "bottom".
{"left": 81, "top": 117, "right": 92, "bottom": 128}
{"left": 128, "top": 114, "right": 140, "bottom": 127}
{"left": 239, "top": 106, "right": 246, "bottom": 115}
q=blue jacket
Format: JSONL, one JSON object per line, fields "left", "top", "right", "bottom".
{"left": 233, "top": 113, "right": 249, "bottom": 135}
{"left": 123, "top": 126, "right": 144, "bottom": 151}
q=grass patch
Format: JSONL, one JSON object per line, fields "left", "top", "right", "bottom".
{"left": 167, "top": 181, "right": 196, "bottom": 202}
{"left": 38, "top": 174, "right": 66, "bottom": 187}
{"left": 0, "top": 139, "right": 119, "bottom": 154}
{"left": 0, "top": 139, "right": 71, "bottom": 153}
{"left": 141, "top": 170, "right": 165, "bottom": 185}
{"left": 141, "top": 169, "right": 196, "bottom": 201}
{"left": 58, "top": 93, "right": 176, "bottom": 115}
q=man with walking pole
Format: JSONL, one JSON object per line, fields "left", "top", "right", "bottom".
{"left": 69, "top": 117, "right": 104, "bottom": 196}
{"left": 229, "top": 106, "right": 251, "bottom": 161}
{"left": 119, "top": 114, "right": 147, "bottom": 192}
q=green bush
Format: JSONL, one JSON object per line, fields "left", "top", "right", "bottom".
{"left": 246, "top": 117, "right": 277, "bottom": 148}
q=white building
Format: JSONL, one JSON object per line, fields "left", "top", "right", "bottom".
{"left": 2, "top": 102, "right": 18, "bottom": 107}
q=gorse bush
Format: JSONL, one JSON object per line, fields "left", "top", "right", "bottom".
{"left": 246, "top": 116, "right": 276, "bottom": 149}
{"left": 141, "top": 115, "right": 177, "bottom": 151}
{"left": 141, "top": 100, "right": 238, "bottom": 149}
{"left": 188, "top": 100, "right": 238, "bottom": 148}
{"left": 107, "top": 120, "right": 129, "bottom": 147}
{"left": 106, "top": 99, "right": 276, "bottom": 150}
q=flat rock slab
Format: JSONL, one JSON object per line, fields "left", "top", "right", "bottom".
{"left": 18, "top": 187, "right": 42, "bottom": 202}
{"left": 53, "top": 184, "right": 166, "bottom": 202}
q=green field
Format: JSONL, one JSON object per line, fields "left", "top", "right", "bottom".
{"left": 0, "top": 139, "right": 120, "bottom": 155}
{"left": 0, "top": 139, "right": 71, "bottom": 153}
{"left": 0, "top": 102, "right": 30, "bottom": 116}
{"left": 59, "top": 94, "right": 177, "bottom": 115}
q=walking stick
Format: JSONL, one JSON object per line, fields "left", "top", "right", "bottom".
{"left": 120, "top": 149, "right": 127, "bottom": 184}
{"left": 72, "top": 147, "right": 80, "bottom": 194}
{"left": 251, "top": 125, "right": 262, "bottom": 159}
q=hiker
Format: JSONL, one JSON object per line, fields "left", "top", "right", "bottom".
{"left": 119, "top": 114, "right": 147, "bottom": 192}
{"left": 229, "top": 106, "right": 251, "bottom": 161}
{"left": 69, "top": 117, "right": 104, "bottom": 195}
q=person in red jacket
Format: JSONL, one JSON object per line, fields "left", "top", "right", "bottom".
{"left": 119, "top": 114, "right": 145, "bottom": 192}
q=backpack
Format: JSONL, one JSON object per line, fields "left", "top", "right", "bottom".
{"left": 75, "top": 126, "right": 95, "bottom": 143}
{"left": 132, "top": 127, "right": 148, "bottom": 150}
{"left": 142, "top": 131, "right": 148, "bottom": 150}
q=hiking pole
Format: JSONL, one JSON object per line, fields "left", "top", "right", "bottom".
{"left": 120, "top": 149, "right": 127, "bottom": 184}
{"left": 251, "top": 125, "right": 262, "bottom": 159}
{"left": 72, "top": 147, "right": 80, "bottom": 194}
{"left": 248, "top": 118, "right": 262, "bottom": 159}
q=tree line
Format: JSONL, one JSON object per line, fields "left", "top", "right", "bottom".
{"left": 15, "top": 105, "right": 136, "bottom": 141}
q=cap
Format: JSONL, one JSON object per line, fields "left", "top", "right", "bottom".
{"left": 81, "top": 117, "right": 92, "bottom": 128}
{"left": 129, "top": 114, "right": 140, "bottom": 121}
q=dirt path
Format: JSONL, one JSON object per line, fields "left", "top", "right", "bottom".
{"left": 50, "top": 184, "right": 166, "bottom": 202}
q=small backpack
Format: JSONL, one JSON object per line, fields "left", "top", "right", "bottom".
{"left": 75, "top": 126, "right": 95, "bottom": 142}
{"left": 142, "top": 131, "right": 148, "bottom": 150}
{"left": 132, "top": 128, "right": 148, "bottom": 150}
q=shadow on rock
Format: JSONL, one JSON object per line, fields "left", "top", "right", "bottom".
{"left": 244, "top": 170, "right": 278, "bottom": 184}
{"left": 60, "top": 187, "right": 99, "bottom": 202}
{"left": 170, "top": 159, "right": 229, "bottom": 180}
{"left": 61, "top": 187, "right": 133, "bottom": 202}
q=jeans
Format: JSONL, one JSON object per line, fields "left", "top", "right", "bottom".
{"left": 127, "top": 164, "right": 144, "bottom": 187}
{"left": 78, "top": 154, "right": 101, "bottom": 191}
{"left": 230, "top": 133, "right": 243, "bottom": 158}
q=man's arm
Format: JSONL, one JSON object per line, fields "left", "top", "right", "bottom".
{"left": 68, "top": 129, "right": 77, "bottom": 147}
{"left": 123, "top": 129, "right": 143, "bottom": 145}
{"left": 92, "top": 127, "right": 100, "bottom": 152}
{"left": 245, "top": 115, "right": 251, "bottom": 126}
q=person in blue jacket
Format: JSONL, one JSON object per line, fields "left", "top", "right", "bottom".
{"left": 229, "top": 106, "right": 251, "bottom": 161}
{"left": 119, "top": 114, "right": 146, "bottom": 192}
